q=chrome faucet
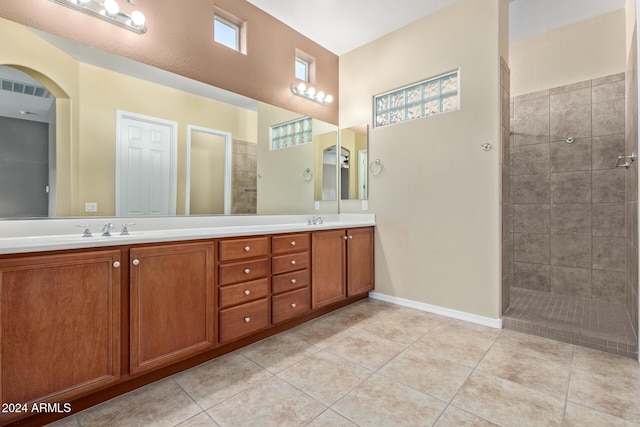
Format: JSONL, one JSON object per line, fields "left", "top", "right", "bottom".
{"left": 307, "top": 216, "right": 324, "bottom": 225}
{"left": 101, "top": 222, "right": 115, "bottom": 237}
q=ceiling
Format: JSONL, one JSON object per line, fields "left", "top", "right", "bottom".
{"left": 247, "top": 0, "right": 626, "bottom": 55}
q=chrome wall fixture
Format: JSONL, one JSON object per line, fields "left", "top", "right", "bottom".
{"left": 49, "top": 0, "right": 147, "bottom": 34}
{"left": 290, "top": 82, "right": 333, "bottom": 106}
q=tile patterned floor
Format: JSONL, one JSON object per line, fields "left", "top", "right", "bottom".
{"left": 503, "top": 287, "right": 638, "bottom": 357}
{"left": 49, "top": 299, "right": 640, "bottom": 427}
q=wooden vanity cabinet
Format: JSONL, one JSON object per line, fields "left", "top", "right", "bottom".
{"left": 218, "top": 237, "right": 270, "bottom": 343}
{"left": 312, "top": 227, "right": 374, "bottom": 308}
{"left": 271, "top": 233, "right": 311, "bottom": 324}
{"left": 0, "top": 250, "right": 121, "bottom": 413}
{"left": 129, "top": 241, "right": 215, "bottom": 375}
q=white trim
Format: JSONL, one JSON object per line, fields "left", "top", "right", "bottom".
{"left": 115, "top": 110, "right": 178, "bottom": 216}
{"left": 369, "top": 291, "right": 503, "bottom": 329}
{"left": 185, "top": 125, "right": 233, "bottom": 215}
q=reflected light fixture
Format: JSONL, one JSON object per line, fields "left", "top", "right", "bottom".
{"left": 290, "top": 82, "right": 333, "bottom": 106}
{"left": 49, "top": 0, "right": 147, "bottom": 34}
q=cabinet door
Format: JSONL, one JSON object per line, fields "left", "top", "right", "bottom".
{"left": 311, "top": 229, "right": 346, "bottom": 308}
{"left": 130, "top": 242, "right": 215, "bottom": 375}
{"left": 0, "top": 250, "right": 121, "bottom": 410}
{"left": 347, "top": 227, "right": 375, "bottom": 296}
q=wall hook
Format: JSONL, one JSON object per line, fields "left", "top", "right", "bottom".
{"left": 481, "top": 143, "right": 492, "bottom": 151}
{"left": 302, "top": 168, "right": 313, "bottom": 181}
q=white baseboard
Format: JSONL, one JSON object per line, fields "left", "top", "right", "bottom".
{"left": 368, "top": 292, "right": 503, "bottom": 329}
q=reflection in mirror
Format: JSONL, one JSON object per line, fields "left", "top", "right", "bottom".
{"left": 314, "top": 132, "right": 339, "bottom": 202}
{"left": 339, "top": 125, "right": 368, "bottom": 200}
{"left": 0, "top": 17, "right": 340, "bottom": 218}
{"left": 0, "top": 65, "right": 56, "bottom": 218}
{"left": 186, "top": 126, "right": 233, "bottom": 215}
{"left": 258, "top": 102, "right": 338, "bottom": 214}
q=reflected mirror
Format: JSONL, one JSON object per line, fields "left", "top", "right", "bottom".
{"left": 0, "top": 17, "right": 340, "bottom": 218}
{"left": 339, "top": 125, "right": 368, "bottom": 200}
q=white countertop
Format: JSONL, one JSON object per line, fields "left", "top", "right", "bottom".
{"left": 0, "top": 214, "right": 375, "bottom": 255}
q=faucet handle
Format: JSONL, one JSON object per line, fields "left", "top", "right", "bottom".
{"left": 120, "top": 223, "right": 136, "bottom": 236}
{"left": 318, "top": 217, "right": 324, "bottom": 224}
{"left": 74, "top": 225, "right": 93, "bottom": 238}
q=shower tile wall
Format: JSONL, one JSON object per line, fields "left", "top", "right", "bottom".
{"left": 501, "top": 57, "right": 511, "bottom": 313}
{"left": 511, "top": 73, "right": 626, "bottom": 303}
{"left": 232, "top": 140, "right": 257, "bottom": 214}
{"left": 626, "top": 28, "right": 639, "bottom": 334}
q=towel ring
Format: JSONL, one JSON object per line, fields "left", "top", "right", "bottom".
{"left": 369, "top": 159, "right": 383, "bottom": 176}
{"left": 302, "top": 168, "right": 313, "bottom": 181}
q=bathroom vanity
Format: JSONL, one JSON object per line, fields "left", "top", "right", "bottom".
{"left": 0, "top": 215, "right": 374, "bottom": 425}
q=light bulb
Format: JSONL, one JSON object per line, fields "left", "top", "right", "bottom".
{"left": 76, "top": 0, "right": 89, "bottom": 6}
{"left": 104, "top": 0, "right": 120, "bottom": 16}
{"left": 306, "top": 87, "right": 316, "bottom": 97}
{"left": 324, "top": 94, "right": 333, "bottom": 103}
{"left": 296, "top": 82, "right": 306, "bottom": 93}
{"left": 316, "top": 91, "right": 325, "bottom": 100}
{"left": 131, "top": 10, "right": 146, "bottom": 27}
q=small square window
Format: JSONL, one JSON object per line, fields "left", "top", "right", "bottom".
{"left": 214, "top": 16, "right": 239, "bottom": 51}
{"left": 294, "top": 49, "right": 316, "bottom": 84}
{"left": 295, "top": 58, "right": 309, "bottom": 82}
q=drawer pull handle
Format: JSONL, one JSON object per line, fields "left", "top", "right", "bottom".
{"left": 132, "top": 259, "right": 140, "bottom": 266}
{"left": 290, "top": 241, "right": 296, "bottom": 246}
{"left": 290, "top": 260, "right": 296, "bottom": 265}
{"left": 244, "top": 246, "right": 250, "bottom": 252}
{"left": 113, "top": 261, "right": 121, "bottom": 268}
{"left": 291, "top": 303, "right": 297, "bottom": 308}
{"left": 244, "top": 290, "right": 251, "bottom": 296}
{"left": 291, "top": 279, "right": 297, "bottom": 284}
{"left": 244, "top": 317, "right": 251, "bottom": 323}
{"left": 244, "top": 268, "right": 251, "bottom": 274}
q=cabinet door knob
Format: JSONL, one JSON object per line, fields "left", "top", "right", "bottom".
{"left": 291, "top": 303, "right": 297, "bottom": 308}
{"left": 132, "top": 259, "right": 140, "bottom": 266}
{"left": 290, "top": 260, "right": 296, "bottom": 265}
{"left": 244, "top": 268, "right": 251, "bottom": 274}
{"left": 290, "top": 241, "right": 296, "bottom": 246}
{"left": 244, "top": 317, "right": 251, "bottom": 323}
{"left": 343, "top": 236, "right": 348, "bottom": 240}
{"left": 291, "top": 278, "right": 297, "bottom": 284}
{"left": 348, "top": 235, "right": 353, "bottom": 240}
{"left": 113, "top": 261, "right": 121, "bottom": 268}
{"left": 244, "top": 246, "right": 250, "bottom": 252}
{"left": 244, "top": 290, "right": 251, "bottom": 296}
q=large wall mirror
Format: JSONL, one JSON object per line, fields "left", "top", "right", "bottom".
{"left": 0, "top": 17, "right": 350, "bottom": 219}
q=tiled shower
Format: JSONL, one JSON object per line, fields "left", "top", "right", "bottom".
{"left": 502, "top": 72, "right": 639, "bottom": 358}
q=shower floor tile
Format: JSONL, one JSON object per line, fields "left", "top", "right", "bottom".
{"left": 503, "top": 288, "right": 638, "bottom": 357}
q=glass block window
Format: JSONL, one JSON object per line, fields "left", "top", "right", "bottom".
{"left": 271, "top": 117, "right": 313, "bottom": 150}
{"left": 374, "top": 71, "right": 459, "bottom": 128}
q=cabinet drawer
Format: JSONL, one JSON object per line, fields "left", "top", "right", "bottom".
{"left": 272, "top": 287, "right": 311, "bottom": 324}
{"left": 219, "top": 258, "right": 268, "bottom": 285}
{"left": 219, "top": 298, "right": 269, "bottom": 343}
{"left": 272, "top": 233, "right": 310, "bottom": 254}
{"left": 272, "top": 269, "right": 310, "bottom": 294}
{"left": 219, "top": 237, "right": 269, "bottom": 261}
{"left": 219, "top": 278, "right": 269, "bottom": 309}
{"left": 272, "top": 252, "right": 309, "bottom": 275}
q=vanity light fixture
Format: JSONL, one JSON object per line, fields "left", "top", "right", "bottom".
{"left": 49, "top": 0, "right": 147, "bottom": 34}
{"left": 290, "top": 82, "right": 333, "bottom": 106}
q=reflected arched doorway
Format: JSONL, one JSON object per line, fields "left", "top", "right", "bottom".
{"left": 0, "top": 65, "right": 55, "bottom": 217}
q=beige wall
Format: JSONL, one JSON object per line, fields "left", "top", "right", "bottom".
{"left": 340, "top": 0, "right": 506, "bottom": 319}
{"left": 510, "top": 9, "right": 626, "bottom": 97}
{"left": 0, "top": 0, "right": 339, "bottom": 124}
